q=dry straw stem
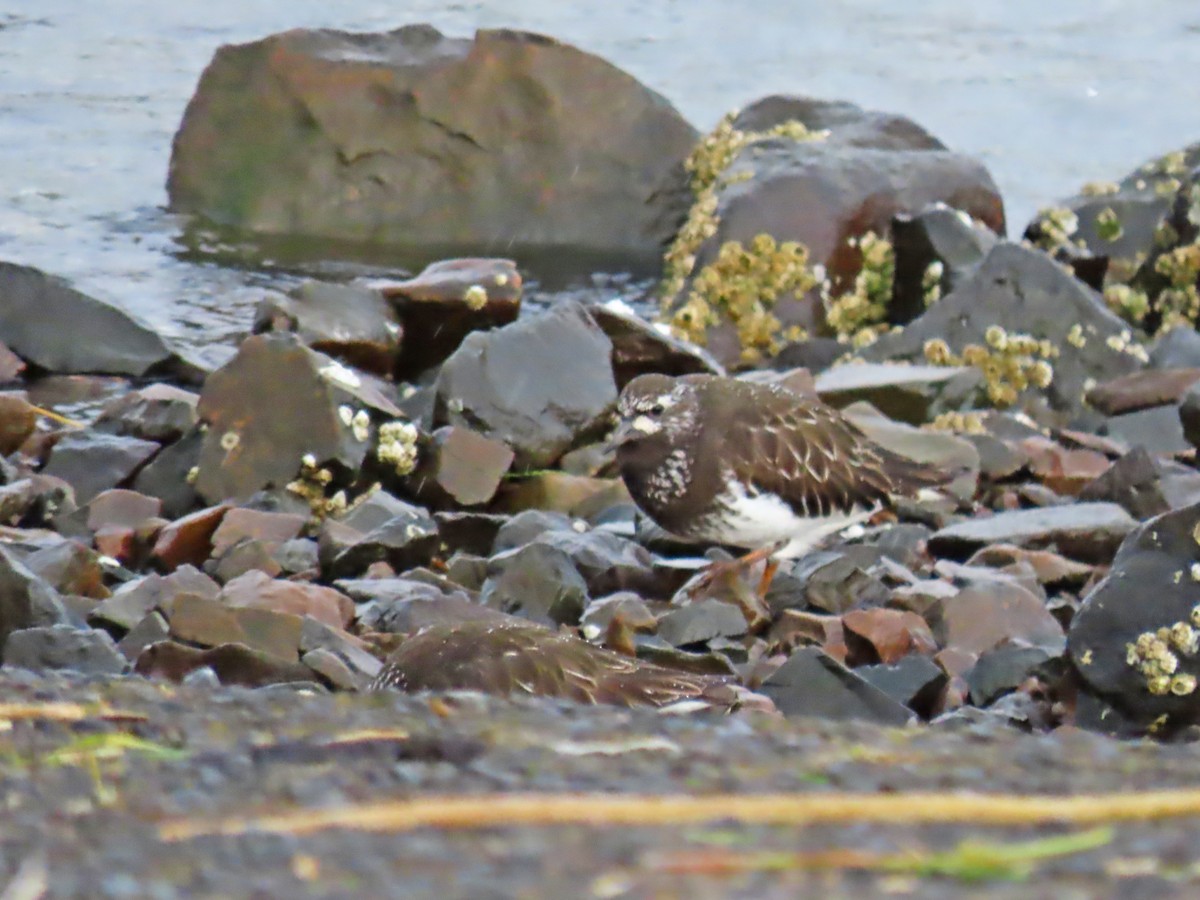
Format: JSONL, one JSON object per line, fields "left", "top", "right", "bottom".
{"left": 160, "top": 789, "right": 1200, "bottom": 842}
{"left": 0, "top": 703, "right": 145, "bottom": 724}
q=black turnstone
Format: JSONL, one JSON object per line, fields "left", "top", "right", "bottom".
{"left": 368, "top": 619, "right": 769, "bottom": 711}
{"left": 611, "top": 373, "right": 954, "bottom": 561}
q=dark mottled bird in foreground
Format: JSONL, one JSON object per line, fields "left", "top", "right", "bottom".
{"left": 368, "top": 619, "right": 769, "bottom": 711}
{"left": 610, "top": 373, "right": 954, "bottom": 561}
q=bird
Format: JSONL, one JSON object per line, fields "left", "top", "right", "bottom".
{"left": 367, "top": 619, "right": 771, "bottom": 712}
{"left": 609, "top": 373, "right": 956, "bottom": 602}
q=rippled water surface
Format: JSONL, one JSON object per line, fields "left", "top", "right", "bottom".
{"left": 1, "top": 1, "right": 1198, "bottom": 354}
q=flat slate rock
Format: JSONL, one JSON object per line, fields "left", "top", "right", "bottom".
{"left": 929, "top": 502, "right": 1136, "bottom": 563}
{"left": 759, "top": 646, "right": 915, "bottom": 725}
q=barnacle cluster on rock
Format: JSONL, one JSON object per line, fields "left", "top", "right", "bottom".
{"left": 1102, "top": 285, "right": 1151, "bottom": 326}
{"left": 922, "top": 325, "right": 1056, "bottom": 408}
{"left": 824, "top": 231, "right": 896, "bottom": 346}
{"left": 287, "top": 453, "right": 347, "bottom": 519}
{"left": 377, "top": 420, "right": 420, "bottom": 476}
{"left": 1125, "top": 607, "right": 1200, "bottom": 697}
{"left": 658, "top": 112, "right": 827, "bottom": 358}
{"left": 1028, "top": 206, "right": 1081, "bottom": 254}
{"left": 1152, "top": 239, "right": 1200, "bottom": 331}
{"left": 924, "top": 410, "right": 988, "bottom": 435}
{"left": 922, "top": 260, "right": 945, "bottom": 307}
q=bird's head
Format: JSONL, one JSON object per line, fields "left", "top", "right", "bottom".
{"left": 609, "top": 374, "right": 700, "bottom": 459}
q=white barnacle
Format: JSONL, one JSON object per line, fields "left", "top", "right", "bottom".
{"left": 351, "top": 409, "right": 371, "bottom": 443}
{"left": 220, "top": 430, "right": 240, "bottom": 451}
{"left": 463, "top": 284, "right": 488, "bottom": 311}
{"left": 1172, "top": 673, "right": 1198, "bottom": 696}
{"left": 338, "top": 405, "right": 354, "bottom": 426}
{"left": 319, "top": 361, "right": 362, "bottom": 390}
{"left": 377, "top": 420, "right": 420, "bottom": 475}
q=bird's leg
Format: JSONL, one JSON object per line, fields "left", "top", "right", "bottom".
{"left": 685, "top": 541, "right": 786, "bottom": 631}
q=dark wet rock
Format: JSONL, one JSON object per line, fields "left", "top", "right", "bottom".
{"left": 220, "top": 570, "right": 353, "bottom": 629}
{"left": 373, "top": 258, "right": 522, "bottom": 379}
{"left": 41, "top": 431, "right": 159, "bottom": 505}
{"left": 0, "top": 262, "right": 180, "bottom": 377}
{"left": 433, "top": 511, "right": 507, "bottom": 559}
{"left": 23, "top": 539, "right": 108, "bottom": 599}
{"left": 480, "top": 542, "right": 588, "bottom": 627}
{"left": 965, "top": 643, "right": 1052, "bottom": 707}
{"left": 928, "top": 582, "right": 1065, "bottom": 655}
{"left": 116, "top": 610, "right": 170, "bottom": 661}
{"left": 534, "top": 529, "right": 659, "bottom": 596}
{"left": 369, "top": 620, "right": 745, "bottom": 709}
{"left": 929, "top": 502, "right": 1136, "bottom": 564}
{"left": 783, "top": 551, "right": 889, "bottom": 615}
{"left": 151, "top": 503, "right": 229, "bottom": 571}
{"left": 1151, "top": 324, "right": 1200, "bottom": 369}
{"left": 343, "top": 576, "right": 504, "bottom": 634}
{"left": 1068, "top": 502, "right": 1200, "bottom": 734}
{"left": 1176, "top": 381, "right": 1200, "bottom": 451}
{"left": 0, "top": 545, "right": 69, "bottom": 645}
{"left": 1078, "top": 447, "right": 1172, "bottom": 518}
{"left": 759, "top": 646, "right": 914, "bottom": 724}
{"left": 253, "top": 281, "right": 402, "bottom": 377}
{"left": 862, "top": 242, "right": 1144, "bottom": 422}
{"left": 814, "top": 362, "right": 979, "bottom": 425}
{"left": 1024, "top": 141, "right": 1200, "bottom": 283}
{"left": 855, "top": 654, "right": 947, "bottom": 718}
{"left": 194, "top": 333, "right": 401, "bottom": 504}
{"left": 130, "top": 424, "right": 202, "bottom": 519}
{"left": 168, "top": 26, "right": 696, "bottom": 258}
{"left": 1087, "top": 368, "right": 1200, "bottom": 416}
{"left": 406, "top": 425, "right": 514, "bottom": 508}
{"left": 494, "top": 472, "right": 629, "bottom": 519}
{"left": 1105, "top": 404, "right": 1190, "bottom": 456}
{"left": 134, "top": 640, "right": 316, "bottom": 687}
{"left": 93, "top": 383, "right": 199, "bottom": 444}
{"left": 320, "top": 500, "right": 439, "bottom": 579}
{"left": 300, "top": 616, "right": 381, "bottom": 683}
{"left": 655, "top": 600, "right": 747, "bottom": 647}
{"left": 0, "top": 477, "right": 70, "bottom": 529}
{"left": 589, "top": 301, "right": 722, "bottom": 390}
{"left": 3, "top": 624, "right": 128, "bottom": 675}
{"left": 435, "top": 301, "right": 617, "bottom": 468}
{"left": 864, "top": 522, "right": 934, "bottom": 571}
{"left": 491, "top": 509, "right": 576, "bottom": 554}
{"left": 889, "top": 204, "right": 1000, "bottom": 324}
{"left": 841, "top": 607, "right": 937, "bottom": 665}
{"left": 0, "top": 394, "right": 36, "bottom": 454}
{"left": 89, "top": 564, "right": 219, "bottom": 632}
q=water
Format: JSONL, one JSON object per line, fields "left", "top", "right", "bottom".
{"left": 1, "top": 1, "right": 1198, "bottom": 355}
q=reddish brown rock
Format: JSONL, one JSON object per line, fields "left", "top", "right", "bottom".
{"left": 407, "top": 425, "right": 514, "bottom": 508}
{"left": 1086, "top": 367, "right": 1200, "bottom": 416}
{"left": 151, "top": 504, "right": 229, "bottom": 571}
{"left": 966, "top": 544, "right": 1095, "bottom": 589}
{"left": 768, "top": 609, "right": 847, "bottom": 663}
{"left": 930, "top": 582, "right": 1065, "bottom": 656}
{"left": 220, "top": 569, "right": 353, "bottom": 629}
{"left": 841, "top": 607, "right": 937, "bottom": 666}
{"left": 85, "top": 489, "right": 163, "bottom": 532}
{"left": 160, "top": 590, "right": 305, "bottom": 662}
{"left": 133, "top": 640, "right": 315, "bottom": 687}
{"left": 1018, "top": 436, "right": 1111, "bottom": 496}
{"left": 210, "top": 507, "right": 308, "bottom": 558}
{"left": 0, "top": 394, "right": 36, "bottom": 455}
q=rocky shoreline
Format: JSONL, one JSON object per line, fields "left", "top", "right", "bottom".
{"left": 4, "top": 21, "right": 1200, "bottom": 893}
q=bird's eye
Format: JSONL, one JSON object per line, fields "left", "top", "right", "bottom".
{"left": 650, "top": 403, "right": 666, "bottom": 416}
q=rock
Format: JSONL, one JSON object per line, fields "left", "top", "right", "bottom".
{"left": 855, "top": 654, "right": 947, "bottom": 718}
{"left": 889, "top": 204, "right": 1000, "bottom": 324}
{"left": 253, "top": 281, "right": 402, "bottom": 378}
{"left": 1151, "top": 325, "right": 1200, "bottom": 369}
{"left": 435, "top": 301, "right": 617, "bottom": 468}
{"left": 929, "top": 502, "right": 1136, "bottom": 564}
{"left": 667, "top": 101, "right": 1002, "bottom": 365}
{"left": 534, "top": 529, "right": 659, "bottom": 597}
{"left": 406, "top": 426, "right": 514, "bottom": 508}
{"left": 491, "top": 510, "right": 576, "bottom": 554}
{"left": 928, "top": 582, "right": 1065, "bottom": 655}
{"left": 579, "top": 592, "right": 657, "bottom": 641}
{"left": 320, "top": 500, "right": 440, "bottom": 579}
{"left": 161, "top": 592, "right": 303, "bottom": 663}
{"left": 0, "top": 394, "right": 36, "bottom": 454}
{"left": 841, "top": 607, "right": 937, "bottom": 665}
{"left": 1176, "top": 381, "right": 1200, "bottom": 450}
{"left": 480, "top": 542, "right": 588, "bottom": 627}
{"left": 1068, "top": 501, "right": 1200, "bottom": 734}
{"left": 4, "top": 624, "right": 127, "bottom": 675}
{"left": 116, "top": 610, "right": 171, "bottom": 661}
{"left": 1106, "top": 405, "right": 1190, "bottom": 456}
{"left": 0, "top": 262, "right": 180, "bottom": 377}
{"left": 168, "top": 26, "right": 695, "bottom": 259}
{"left": 1078, "top": 447, "right": 1171, "bottom": 518}
{"left": 433, "top": 511, "right": 507, "bottom": 559}
{"left": 342, "top": 576, "right": 506, "bottom": 634}
{"left": 759, "top": 646, "right": 914, "bottom": 724}
{"left": 41, "top": 431, "right": 160, "bottom": 505}
{"left": 209, "top": 507, "right": 307, "bottom": 558}
{"left": 965, "top": 544, "right": 1094, "bottom": 590}
{"left": 373, "top": 259, "right": 522, "bottom": 378}
{"left": 655, "top": 600, "right": 747, "bottom": 647}
{"left": 93, "top": 384, "right": 200, "bottom": 443}
{"left": 134, "top": 640, "right": 316, "bottom": 687}
{"left": 0, "top": 545, "right": 68, "bottom": 646}
{"left": 0, "top": 341, "right": 25, "bottom": 382}
{"left": 220, "top": 570, "right": 353, "bottom": 629}
{"left": 1024, "top": 141, "right": 1200, "bottom": 284}
{"left": 194, "top": 333, "right": 401, "bottom": 504}
{"left": 151, "top": 504, "right": 229, "bottom": 571}
{"left": 1017, "top": 436, "right": 1112, "bottom": 496}
{"left": 299, "top": 616, "right": 381, "bottom": 683}
{"left": 85, "top": 489, "right": 163, "bottom": 533}
{"left": 783, "top": 551, "right": 889, "bottom": 615}
{"left": 130, "top": 425, "right": 203, "bottom": 519}
{"left": 589, "top": 300, "right": 722, "bottom": 390}
{"left": 22, "top": 539, "right": 108, "bottom": 599}
{"left": 965, "top": 643, "right": 1052, "bottom": 707}
{"left": 89, "top": 565, "right": 220, "bottom": 632}
{"left": 1086, "top": 368, "right": 1200, "bottom": 416}
{"left": 814, "top": 362, "right": 979, "bottom": 425}
{"left": 863, "top": 242, "right": 1144, "bottom": 422}
{"left": 493, "top": 472, "right": 630, "bottom": 518}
